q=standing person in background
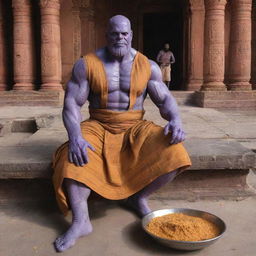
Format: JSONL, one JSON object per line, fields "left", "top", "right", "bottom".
{"left": 156, "top": 42, "right": 175, "bottom": 89}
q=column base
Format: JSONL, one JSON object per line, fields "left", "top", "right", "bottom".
{"left": 195, "top": 91, "right": 256, "bottom": 109}
{"left": 186, "top": 81, "right": 202, "bottom": 91}
{"left": 13, "top": 83, "right": 34, "bottom": 91}
{"left": 40, "top": 83, "right": 64, "bottom": 91}
{"left": 201, "top": 82, "right": 227, "bottom": 91}
{"left": 227, "top": 82, "right": 252, "bottom": 91}
{"left": 0, "top": 84, "right": 7, "bottom": 91}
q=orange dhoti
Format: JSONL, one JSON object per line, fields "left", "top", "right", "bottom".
{"left": 52, "top": 108, "right": 191, "bottom": 215}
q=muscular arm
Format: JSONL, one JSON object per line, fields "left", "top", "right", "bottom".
{"left": 63, "top": 59, "right": 94, "bottom": 166}
{"left": 147, "top": 60, "right": 185, "bottom": 144}
{"left": 63, "top": 59, "right": 88, "bottom": 139}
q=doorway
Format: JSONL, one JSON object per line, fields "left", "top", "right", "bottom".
{"left": 143, "top": 11, "right": 184, "bottom": 90}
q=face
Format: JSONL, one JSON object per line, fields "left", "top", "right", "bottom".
{"left": 106, "top": 21, "right": 133, "bottom": 58}
{"left": 164, "top": 43, "right": 170, "bottom": 50}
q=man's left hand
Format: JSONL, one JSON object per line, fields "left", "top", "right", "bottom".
{"left": 164, "top": 119, "right": 185, "bottom": 144}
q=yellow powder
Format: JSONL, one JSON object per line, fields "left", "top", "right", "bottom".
{"left": 146, "top": 213, "right": 220, "bottom": 241}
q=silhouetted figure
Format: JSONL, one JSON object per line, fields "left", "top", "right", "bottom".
{"left": 156, "top": 43, "right": 175, "bottom": 89}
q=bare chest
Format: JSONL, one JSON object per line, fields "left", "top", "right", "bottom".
{"left": 103, "top": 61, "right": 133, "bottom": 93}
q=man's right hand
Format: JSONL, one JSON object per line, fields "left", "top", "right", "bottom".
{"left": 68, "top": 137, "right": 95, "bottom": 166}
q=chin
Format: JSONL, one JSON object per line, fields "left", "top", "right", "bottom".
{"left": 108, "top": 45, "right": 129, "bottom": 57}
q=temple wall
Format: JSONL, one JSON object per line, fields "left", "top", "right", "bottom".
{"left": 60, "top": 0, "right": 74, "bottom": 84}
{"left": 224, "top": 1, "right": 231, "bottom": 83}
{"left": 0, "top": 0, "right": 255, "bottom": 94}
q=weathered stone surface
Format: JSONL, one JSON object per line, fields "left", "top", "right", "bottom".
{"left": 12, "top": 0, "right": 35, "bottom": 91}
{"left": 1, "top": 196, "right": 256, "bottom": 256}
{"left": 40, "top": 0, "right": 63, "bottom": 91}
{"left": 227, "top": 0, "right": 252, "bottom": 91}
{"left": 0, "top": 100, "right": 256, "bottom": 197}
{"left": 195, "top": 91, "right": 256, "bottom": 109}
{"left": 0, "top": 91, "right": 64, "bottom": 106}
{"left": 201, "top": 0, "right": 227, "bottom": 91}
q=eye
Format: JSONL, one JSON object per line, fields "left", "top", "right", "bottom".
{"left": 122, "top": 32, "right": 128, "bottom": 36}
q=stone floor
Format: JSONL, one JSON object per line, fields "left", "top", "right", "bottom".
{"left": 0, "top": 197, "right": 256, "bottom": 256}
{"left": 1, "top": 98, "right": 256, "bottom": 255}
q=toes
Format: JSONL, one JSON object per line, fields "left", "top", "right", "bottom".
{"left": 54, "top": 236, "right": 76, "bottom": 252}
{"left": 54, "top": 236, "right": 64, "bottom": 247}
{"left": 58, "top": 240, "right": 75, "bottom": 252}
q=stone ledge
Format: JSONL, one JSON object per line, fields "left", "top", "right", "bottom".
{"left": 0, "top": 91, "right": 64, "bottom": 107}
{"left": 195, "top": 91, "right": 256, "bottom": 109}
{"left": 0, "top": 138, "right": 255, "bottom": 179}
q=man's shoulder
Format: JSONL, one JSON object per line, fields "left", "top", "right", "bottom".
{"left": 95, "top": 47, "right": 106, "bottom": 58}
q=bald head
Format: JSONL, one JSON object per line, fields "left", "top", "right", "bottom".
{"left": 107, "top": 15, "right": 131, "bottom": 32}
{"left": 106, "top": 15, "right": 133, "bottom": 58}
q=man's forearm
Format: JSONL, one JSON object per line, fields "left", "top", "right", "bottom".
{"left": 62, "top": 99, "right": 83, "bottom": 141}
{"left": 159, "top": 94, "right": 181, "bottom": 122}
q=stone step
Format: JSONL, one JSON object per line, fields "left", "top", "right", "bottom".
{"left": 1, "top": 169, "right": 255, "bottom": 205}
{"left": 0, "top": 91, "right": 64, "bottom": 106}
{"left": 1, "top": 133, "right": 255, "bottom": 198}
{"left": 0, "top": 129, "right": 255, "bottom": 180}
{"left": 0, "top": 100, "right": 62, "bottom": 107}
{"left": 195, "top": 91, "right": 256, "bottom": 109}
{"left": 170, "top": 91, "right": 196, "bottom": 105}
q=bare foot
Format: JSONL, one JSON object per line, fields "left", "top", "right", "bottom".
{"left": 119, "top": 196, "right": 151, "bottom": 218}
{"left": 54, "top": 219, "right": 92, "bottom": 252}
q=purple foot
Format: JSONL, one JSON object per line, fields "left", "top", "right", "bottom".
{"left": 54, "top": 219, "right": 92, "bottom": 252}
{"left": 120, "top": 196, "right": 151, "bottom": 218}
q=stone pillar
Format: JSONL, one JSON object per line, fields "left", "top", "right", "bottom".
{"left": 72, "top": 4, "right": 81, "bottom": 61}
{"left": 187, "top": 0, "right": 205, "bottom": 91}
{"left": 0, "top": 0, "right": 7, "bottom": 91}
{"left": 201, "top": 0, "right": 227, "bottom": 91}
{"left": 40, "top": 0, "right": 62, "bottom": 91}
{"left": 12, "top": 0, "right": 34, "bottom": 90}
{"left": 227, "top": 0, "right": 252, "bottom": 91}
{"left": 80, "top": 7, "right": 96, "bottom": 54}
{"left": 251, "top": 0, "right": 256, "bottom": 89}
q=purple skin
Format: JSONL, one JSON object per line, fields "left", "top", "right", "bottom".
{"left": 54, "top": 15, "right": 185, "bottom": 252}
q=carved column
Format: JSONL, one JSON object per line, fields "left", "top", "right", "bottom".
{"left": 72, "top": 2, "right": 81, "bottom": 61}
{"left": 251, "top": 0, "right": 256, "bottom": 89}
{"left": 187, "top": 0, "right": 205, "bottom": 91}
{"left": 201, "top": 0, "right": 227, "bottom": 91}
{"left": 227, "top": 0, "right": 252, "bottom": 91}
{"left": 40, "top": 0, "right": 62, "bottom": 91}
{"left": 0, "top": 0, "right": 7, "bottom": 91}
{"left": 12, "top": 0, "right": 34, "bottom": 90}
{"left": 80, "top": 0, "right": 96, "bottom": 54}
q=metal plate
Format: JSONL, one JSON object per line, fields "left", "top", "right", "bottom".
{"left": 142, "top": 208, "right": 226, "bottom": 251}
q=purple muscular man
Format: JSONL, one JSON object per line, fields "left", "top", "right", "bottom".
{"left": 54, "top": 15, "right": 189, "bottom": 252}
